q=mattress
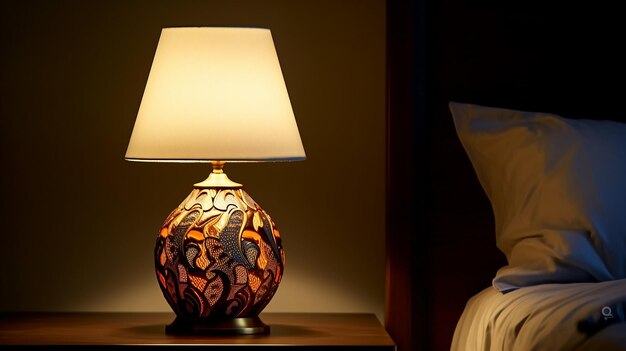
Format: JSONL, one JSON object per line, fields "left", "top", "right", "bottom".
{"left": 451, "top": 278, "right": 626, "bottom": 351}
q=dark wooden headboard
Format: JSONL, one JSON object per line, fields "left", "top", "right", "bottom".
{"left": 385, "top": 1, "right": 626, "bottom": 350}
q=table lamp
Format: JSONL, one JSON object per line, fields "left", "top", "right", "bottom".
{"left": 125, "top": 27, "right": 306, "bottom": 335}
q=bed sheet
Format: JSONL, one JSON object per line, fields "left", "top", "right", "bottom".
{"left": 451, "top": 279, "right": 626, "bottom": 351}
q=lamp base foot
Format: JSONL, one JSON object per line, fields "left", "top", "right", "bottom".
{"left": 165, "top": 316, "right": 270, "bottom": 335}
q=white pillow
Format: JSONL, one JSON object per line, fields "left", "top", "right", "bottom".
{"left": 449, "top": 102, "right": 626, "bottom": 292}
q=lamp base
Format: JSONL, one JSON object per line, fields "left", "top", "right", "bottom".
{"left": 165, "top": 316, "right": 270, "bottom": 335}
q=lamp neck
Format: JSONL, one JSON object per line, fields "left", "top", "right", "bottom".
{"left": 193, "top": 161, "right": 243, "bottom": 188}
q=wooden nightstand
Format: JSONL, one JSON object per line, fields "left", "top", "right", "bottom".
{"left": 0, "top": 312, "right": 395, "bottom": 350}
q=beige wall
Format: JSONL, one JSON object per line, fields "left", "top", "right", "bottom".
{"left": 0, "top": 1, "right": 386, "bottom": 321}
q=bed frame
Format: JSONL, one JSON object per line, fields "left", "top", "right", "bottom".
{"left": 385, "top": 1, "right": 626, "bottom": 350}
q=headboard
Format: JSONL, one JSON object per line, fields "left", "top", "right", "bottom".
{"left": 386, "top": 1, "right": 626, "bottom": 350}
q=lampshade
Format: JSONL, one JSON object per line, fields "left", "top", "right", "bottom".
{"left": 125, "top": 27, "right": 306, "bottom": 162}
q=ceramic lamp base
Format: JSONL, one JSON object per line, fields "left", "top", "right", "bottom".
{"left": 155, "top": 164, "right": 284, "bottom": 335}
{"left": 165, "top": 316, "right": 270, "bottom": 335}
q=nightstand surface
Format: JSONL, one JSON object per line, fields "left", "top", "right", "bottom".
{"left": 0, "top": 312, "right": 395, "bottom": 350}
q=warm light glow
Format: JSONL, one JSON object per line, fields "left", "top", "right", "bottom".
{"left": 125, "top": 27, "right": 306, "bottom": 162}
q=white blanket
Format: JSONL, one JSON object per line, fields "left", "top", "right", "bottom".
{"left": 451, "top": 279, "right": 626, "bottom": 351}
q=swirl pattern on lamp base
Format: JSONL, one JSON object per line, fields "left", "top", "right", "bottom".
{"left": 154, "top": 187, "right": 284, "bottom": 333}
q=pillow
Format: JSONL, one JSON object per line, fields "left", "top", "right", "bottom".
{"left": 449, "top": 102, "right": 626, "bottom": 292}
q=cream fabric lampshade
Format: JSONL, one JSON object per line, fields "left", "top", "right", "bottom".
{"left": 126, "top": 27, "right": 306, "bottom": 162}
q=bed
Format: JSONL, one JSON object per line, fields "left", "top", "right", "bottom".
{"left": 446, "top": 102, "right": 626, "bottom": 351}
{"left": 452, "top": 279, "right": 626, "bottom": 350}
{"left": 385, "top": 2, "right": 626, "bottom": 349}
